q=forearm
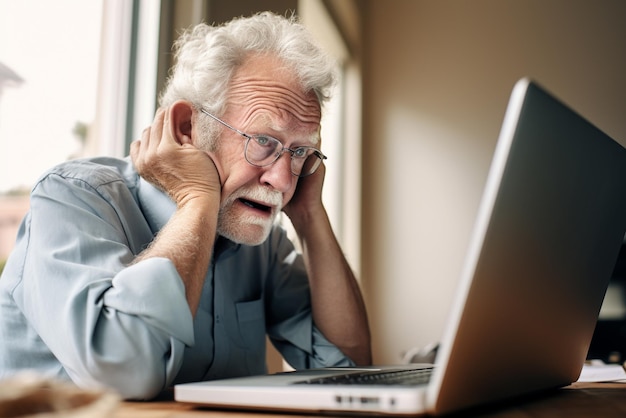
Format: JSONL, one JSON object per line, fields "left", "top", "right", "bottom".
{"left": 291, "top": 208, "right": 372, "bottom": 365}
{"left": 134, "top": 197, "right": 218, "bottom": 316}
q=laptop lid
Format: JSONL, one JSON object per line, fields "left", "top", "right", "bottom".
{"left": 427, "top": 77, "right": 626, "bottom": 414}
{"left": 175, "top": 78, "right": 626, "bottom": 416}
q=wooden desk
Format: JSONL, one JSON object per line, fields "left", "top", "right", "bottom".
{"left": 114, "top": 382, "right": 626, "bottom": 417}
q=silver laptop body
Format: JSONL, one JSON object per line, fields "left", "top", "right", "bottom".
{"left": 175, "top": 78, "right": 626, "bottom": 416}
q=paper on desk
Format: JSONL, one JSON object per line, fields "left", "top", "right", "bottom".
{"left": 577, "top": 361, "right": 626, "bottom": 383}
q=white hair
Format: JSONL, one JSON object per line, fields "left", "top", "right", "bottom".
{"left": 159, "top": 11, "right": 337, "bottom": 116}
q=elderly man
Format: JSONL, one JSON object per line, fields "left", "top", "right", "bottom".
{"left": 0, "top": 12, "right": 371, "bottom": 399}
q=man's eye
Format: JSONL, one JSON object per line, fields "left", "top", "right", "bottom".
{"left": 293, "top": 148, "right": 308, "bottom": 158}
{"left": 255, "top": 136, "right": 272, "bottom": 147}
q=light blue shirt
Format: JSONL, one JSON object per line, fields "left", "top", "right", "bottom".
{"left": 0, "top": 157, "right": 353, "bottom": 399}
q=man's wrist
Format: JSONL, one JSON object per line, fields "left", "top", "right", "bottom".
{"left": 288, "top": 204, "right": 328, "bottom": 236}
{"left": 175, "top": 190, "right": 220, "bottom": 211}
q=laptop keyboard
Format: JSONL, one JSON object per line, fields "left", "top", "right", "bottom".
{"left": 293, "top": 367, "right": 434, "bottom": 386}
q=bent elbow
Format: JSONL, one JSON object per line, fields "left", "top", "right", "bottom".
{"left": 114, "top": 374, "right": 165, "bottom": 400}
{"left": 71, "top": 352, "right": 172, "bottom": 400}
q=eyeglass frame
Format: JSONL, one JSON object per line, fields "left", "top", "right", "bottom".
{"left": 199, "top": 108, "right": 327, "bottom": 178}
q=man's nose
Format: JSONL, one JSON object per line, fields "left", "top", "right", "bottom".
{"left": 260, "top": 152, "right": 294, "bottom": 192}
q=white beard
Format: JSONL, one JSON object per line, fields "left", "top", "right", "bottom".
{"left": 217, "top": 186, "right": 283, "bottom": 245}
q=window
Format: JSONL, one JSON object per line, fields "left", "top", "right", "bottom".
{"left": 0, "top": 0, "right": 103, "bottom": 192}
{"left": 0, "top": 0, "right": 103, "bottom": 267}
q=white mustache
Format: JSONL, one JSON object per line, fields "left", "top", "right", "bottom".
{"left": 224, "top": 186, "right": 283, "bottom": 211}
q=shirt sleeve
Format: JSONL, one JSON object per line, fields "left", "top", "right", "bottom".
{"left": 264, "top": 227, "right": 355, "bottom": 369}
{"left": 8, "top": 170, "right": 194, "bottom": 399}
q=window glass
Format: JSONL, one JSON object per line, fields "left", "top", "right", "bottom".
{"left": 0, "top": 0, "right": 103, "bottom": 192}
{"left": 0, "top": 0, "right": 103, "bottom": 269}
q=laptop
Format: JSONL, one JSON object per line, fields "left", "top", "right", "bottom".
{"left": 174, "top": 78, "right": 626, "bottom": 416}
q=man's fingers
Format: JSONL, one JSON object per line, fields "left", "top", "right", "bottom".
{"left": 129, "top": 139, "right": 141, "bottom": 166}
{"left": 149, "top": 108, "right": 166, "bottom": 154}
{"left": 130, "top": 126, "right": 151, "bottom": 166}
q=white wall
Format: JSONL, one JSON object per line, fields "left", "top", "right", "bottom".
{"left": 361, "top": 0, "right": 626, "bottom": 364}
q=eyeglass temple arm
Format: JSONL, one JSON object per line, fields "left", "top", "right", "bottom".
{"left": 200, "top": 108, "right": 250, "bottom": 139}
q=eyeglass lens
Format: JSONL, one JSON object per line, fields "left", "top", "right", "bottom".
{"left": 245, "top": 136, "right": 322, "bottom": 177}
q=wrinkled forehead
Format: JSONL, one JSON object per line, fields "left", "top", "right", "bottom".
{"left": 225, "top": 54, "right": 322, "bottom": 126}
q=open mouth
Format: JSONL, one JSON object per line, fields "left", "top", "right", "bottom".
{"left": 239, "top": 198, "right": 272, "bottom": 213}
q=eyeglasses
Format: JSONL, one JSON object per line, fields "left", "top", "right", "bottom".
{"left": 200, "top": 108, "right": 327, "bottom": 177}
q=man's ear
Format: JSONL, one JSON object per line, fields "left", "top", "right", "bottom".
{"left": 169, "top": 100, "right": 194, "bottom": 145}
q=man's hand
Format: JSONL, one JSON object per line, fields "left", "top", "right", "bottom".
{"left": 283, "top": 160, "right": 326, "bottom": 223}
{"left": 130, "top": 106, "right": 221, "bottom": 208}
